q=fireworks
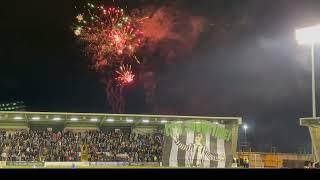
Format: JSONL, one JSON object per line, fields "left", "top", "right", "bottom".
{"left": 73, "top": 1, "right": 205, "bottom": 113}
{"left": 116, "top": 64, "right": 135, "bottom": 85}
{"left": 74, "top": 4, "right": 143, "bottom": 67}
{"left": 73, "top": 1, "right": 145, "bottom": 113}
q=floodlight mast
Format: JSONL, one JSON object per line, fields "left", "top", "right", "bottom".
{"left": 296, "top": 25, "right": 320, "bottom": 118}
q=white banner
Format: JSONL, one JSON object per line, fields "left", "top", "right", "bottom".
{"left": 89, "top": 162, "right": 129, "bottom": 166}
{"left": 44, "top": 162, "right": 89, "bottom": 167}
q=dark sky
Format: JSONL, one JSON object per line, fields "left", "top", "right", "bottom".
{"left": 2, "top": 0, "right": 320, "bottom": 153}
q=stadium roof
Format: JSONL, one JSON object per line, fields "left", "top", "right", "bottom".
{"left": 300, "top": 117, "right": 320, "bottom": 127}
{"left": 0, "top": 111, "right": 242, "bottom": 128}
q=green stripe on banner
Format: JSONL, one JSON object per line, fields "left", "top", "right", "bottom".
{"left": 165, "top": 121, "right": 232, "bottom": 141}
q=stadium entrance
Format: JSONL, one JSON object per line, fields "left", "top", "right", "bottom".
{"left": 0, "top": 111, "right": 241, "bottom": 168}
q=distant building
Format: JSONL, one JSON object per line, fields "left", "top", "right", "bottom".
{"left": 0, "top": 101, "right": 26, "bottom": 111}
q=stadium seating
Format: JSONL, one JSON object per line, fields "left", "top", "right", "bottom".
{"left": 0, "top": 129, "right": 163, "bottom": 163}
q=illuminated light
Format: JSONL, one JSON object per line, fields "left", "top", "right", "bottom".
{"left": 243, "top": 124, "right": 248, "bottom": 130}
{"left": 53, "top": 117, "right": 61, "bottom": 121}
{"left": 32, "top": 117, "right": 40, "bottom": 120}
{"left": 213, "top": 122, "right": 219, "bottom": 125}
{"left": 142, "top": 119, "right": 149, "bottom": 123}
{"left": 126, "top": 119, "right": 134, "bottom": 123}
{"left": 296, "top": 24, "right": 320, "bottom": 45}
{"left": 14, "top": 116, "right": 23, "bottom": 120}
{"left": 70, "top": 118, "right": 78, "bottom": 121}
{"left": 161, "top": 120, "right": 167, "bottom": 123}
{"left": 176, "top": 121, "right": 183, "bottom": 124}
{"left": 90, "top": 118, "right": 98, "bottom": 122}
{"left": 195, "top": 121, "right": 201, "bottom": 124}
{"left": 106, "top": 118, "right": 114, "bottom": 122}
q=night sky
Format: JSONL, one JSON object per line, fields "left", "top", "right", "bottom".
{"left": 2, "top": 0, "right": 320, "bottom": 153}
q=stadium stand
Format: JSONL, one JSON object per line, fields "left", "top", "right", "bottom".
{"left": 0, "top": 129, "right": 163, "bottom": 163}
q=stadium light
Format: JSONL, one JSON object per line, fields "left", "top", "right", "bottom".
{"left": 53, "top": 117, "right": 61, "bottom": 121}
{"left": 160, "top": 120, "right": 167, "bottom": 123}
{"left": 243, "top": 124, "right": 248, "bottom": 142}
{"left": 296, "top": 25, "right": 320, "bottom": 45}
{"left": 14, "top": 116, "right": 23, "bottom": 120}
{"left": 90, "top": 118, "right": 98, "bottom": 122}
{"left": 70, "top": 118, "right": 78, "bottom": 121}
{"left": 296, "top": 24, "right": 320, "bottom": 118}
{"left": 243, "top": 124, "right": 248, "bottom": 130}
{"left": 31, "top": 117, "right": 40, "bottom": 120}
{"left": 142, "top": 119, "right": 149, "bottom": 123}
{"left": 106, "top": 118, "right": 114, "bottom": 122}
{"left": 126, "top": 119, "right": 134, "bottom": 123}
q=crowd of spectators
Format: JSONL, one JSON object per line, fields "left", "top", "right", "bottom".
{"left": 0, "top": 129, "right": 163, "bottom": 162}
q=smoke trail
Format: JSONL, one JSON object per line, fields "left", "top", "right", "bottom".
{"left": 141, "top": 6, "right": 206, "bottom": 62}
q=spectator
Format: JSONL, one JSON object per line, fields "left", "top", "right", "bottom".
{"left": 0, "top": 129, "right": 163, "bottom": 162}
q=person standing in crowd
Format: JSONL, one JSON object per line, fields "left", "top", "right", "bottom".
{"left": 0, "top": 129, "right": 163, "bottom": 162}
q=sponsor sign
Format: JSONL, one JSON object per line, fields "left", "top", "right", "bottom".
{"left": 89, "top": 162, "right": 129, "bottom": 166}
{"left": 6, "top": 161, "right": 44, "bottom": 166}
{"left": 44, "top": 162, "right": 89, "bottom": 167}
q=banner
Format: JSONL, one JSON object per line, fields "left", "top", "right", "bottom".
{"left": 162, "top": 121, "right": 233, "bottom": 168}
{"left": 89, "top": 162, "right": 129, "bottom": 166}
{"left": 44, "top": 162, "right": 89, "bottom": 167}
{"left": 80, "top": 144, "right": 89, "bottom": 162}
{"left": 129, "top": 162, "right": 159, "bottom": 166}
{"left": 6, "top": 161, "right": 44, "bottom": 167}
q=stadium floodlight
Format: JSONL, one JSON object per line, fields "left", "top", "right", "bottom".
{"left": 142, "top": 119, "right": 149, "bottom": 123}
{"left": 14, "top": 116, "right": 23, "bottom": 120}
{"left": 295, "top": 25, "right": 320, "bottom": 45}
{"left": 296, "top": 24, "right": 320, "bottom": 118}
{"left": 53, "top": 117, "right": 61, "bottom": 121}
{"left": 31, "top": 117, "right": 40, "bottom": 120}
{"left": 243, "top": 124, "right": 248, "bottom": 142}
{"left": 70, "top": 118, "right": 78, "bottom": 121}
{"left": 126, "top": 119, "right": 134, "bottom": 123}
{"left": 90, "top": 118, "right": 98, "bottom": 122}
{"left": 106, "top": 118, "right": 114, "bottom": 122}
{"left": 160, "top": 120, "right": 168, "bottom": 123}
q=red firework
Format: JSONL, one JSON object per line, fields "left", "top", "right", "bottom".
{"left": 116, "top": 64, "right": 135, "bottom": 85}
{"left": 74, "top": 4, "right": 143, "bottom": 68}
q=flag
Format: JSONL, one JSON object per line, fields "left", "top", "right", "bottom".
{"left": 162, "top": 125, "right": 233, "bottom": 168}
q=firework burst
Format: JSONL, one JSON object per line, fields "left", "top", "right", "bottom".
{"left": 74, "top": 4, "right": 143, "bottom": 68}
{"left": 116, "top": 64, "right": 135, "bottom": 86}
